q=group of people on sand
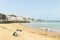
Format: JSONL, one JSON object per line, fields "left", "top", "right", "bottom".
{"left": 13, "top": 29, "right": 22, "bottom": 37}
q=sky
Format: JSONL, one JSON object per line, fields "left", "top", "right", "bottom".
{"left": 0, "top": 0, "right": 60, "bottom": 20}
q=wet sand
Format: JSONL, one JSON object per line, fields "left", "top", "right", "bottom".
{"left": 0, "top": 23, "right": 60, "bottom": 40}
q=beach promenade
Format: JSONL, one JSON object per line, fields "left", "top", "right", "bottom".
{"left": 0, "top": 23, "right": 60, "bottom": 40}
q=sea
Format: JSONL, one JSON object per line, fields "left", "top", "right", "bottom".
{"left": 21, "top": 20, "right": 60, "bottom": 33}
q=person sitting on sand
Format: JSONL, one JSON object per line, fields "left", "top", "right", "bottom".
{"left": 16, "top": 29, "right": 22, "bottom": 32}
{"left": 13, "top": 32, "right": 18, "bottom": 37}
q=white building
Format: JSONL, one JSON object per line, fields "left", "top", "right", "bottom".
{"left": 7, "top": 15, "right": 24, "bottom": 21}
{"left": 7, "top": 15, "right": 18, "bottom": 21}
{"left": 17, "top": 16, "right": 24, "bottom": 21}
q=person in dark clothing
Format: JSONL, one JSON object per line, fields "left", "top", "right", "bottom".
{"left": 46, "top": 28, "right": 48, "bottom": 31}
{"left": 13, "top": 32, "right": 18, "bottom": 37}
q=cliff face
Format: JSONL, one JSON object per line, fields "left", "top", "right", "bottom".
{"left": 0, "top": 13, "right": 8, "bottom": 22}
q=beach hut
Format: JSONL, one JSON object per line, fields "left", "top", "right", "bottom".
{"left": 0, "top": 13, "right": 7, "bottom": 22}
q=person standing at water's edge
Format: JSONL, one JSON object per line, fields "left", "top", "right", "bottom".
{"left": 46, "top": 28, "right": 48, "bottom": 31}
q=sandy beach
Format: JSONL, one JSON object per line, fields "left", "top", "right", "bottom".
{"left": 0, "top": 23, "right": 60, "bottom": 40}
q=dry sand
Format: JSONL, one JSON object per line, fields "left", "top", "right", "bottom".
{"left": 0, "top": 23, "right": 60, "bottom": 40}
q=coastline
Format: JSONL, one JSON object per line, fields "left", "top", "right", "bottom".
{"left": 22, "top": 22, "right": 60, "bottom": 33}
{"left": 0, "top": 23, "right": 60, "bottom": 40}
